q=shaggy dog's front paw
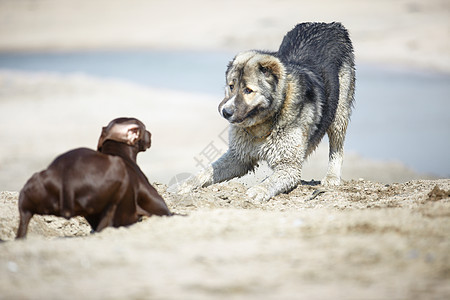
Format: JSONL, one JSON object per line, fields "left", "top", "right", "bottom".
{"left": 321, "top": 175, "right": 341, "bottom": 186}
{"left": 246, "top": 185, "right": 272, "bottom": 202}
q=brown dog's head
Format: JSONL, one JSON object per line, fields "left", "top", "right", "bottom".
{"left": 218, "top": 51, "right": 286, "bottom": 128}
{"left": 97, "top": 117, "right": 151, "bottom": 152}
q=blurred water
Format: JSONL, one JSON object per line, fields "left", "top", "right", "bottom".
{"left": 0, "top": 50, "right": 449, "bottom": 177}
{"left": 347, "top": 65, "right": 450, "bottom": 177}
{"left": 0, "top": 51, "right": 230, "bottom": 94}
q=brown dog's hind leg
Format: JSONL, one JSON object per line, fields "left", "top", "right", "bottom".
{"left": 138, "top": 186, "right": 172, "bottom": 217}
{"left": 94, "top": 204, "right": 118, "bottom": 232}
{"left": 16, "top": 210, "right": 33, "bottom": 239}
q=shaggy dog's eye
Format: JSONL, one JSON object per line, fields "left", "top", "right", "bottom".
{"left": 243, "top": 87, "right": 254, "bottom": 94}
{"left": 229, "top": 84, "right": 234, "bottom": 91}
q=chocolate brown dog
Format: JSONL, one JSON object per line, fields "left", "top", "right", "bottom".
{"left": 16, "top": 117, "right": 171, "bottom": 238}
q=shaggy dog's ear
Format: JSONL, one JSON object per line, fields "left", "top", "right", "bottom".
{"left": 258, "top": 56, "right": 284, "bottom": 86}
{"left": 258, "top": 56, "right": 284, "bottom": 82}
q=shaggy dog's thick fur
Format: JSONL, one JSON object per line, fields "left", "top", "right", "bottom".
{"left": 177, "top": 22, "right": 355, "bottom": 201}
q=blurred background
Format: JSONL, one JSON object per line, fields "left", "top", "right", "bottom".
{"left": 0, "top": 0, "right": 449, "bottom": 190}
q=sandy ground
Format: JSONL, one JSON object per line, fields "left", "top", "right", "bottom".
{"left": 1, "top": 179, "right": 449, "bottom": 299}
{"left": 0, "top": 0, "right": 449, "bottom": 299}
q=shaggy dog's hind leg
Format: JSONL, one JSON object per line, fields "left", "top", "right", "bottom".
{"left": 322, "top": 62, "right": 355, "bottom": 186}
{"left": 247, "top": 166, "right": 302, "bottom": 202}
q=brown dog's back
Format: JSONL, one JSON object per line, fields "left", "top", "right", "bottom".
{"left": 17, "top": 148, "right": 130, "bottom": 238}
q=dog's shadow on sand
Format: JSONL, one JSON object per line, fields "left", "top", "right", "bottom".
{"left": 300, "top": 180, "right": 322, "bottom": 187}
{"left": 283, "top": 180, "right": 325, "bottom": 201}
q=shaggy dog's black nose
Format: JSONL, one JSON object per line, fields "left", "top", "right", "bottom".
{"left": 222, "top": 107, "right": 234, "bottom": 119}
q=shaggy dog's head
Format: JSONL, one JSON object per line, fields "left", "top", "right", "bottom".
{"left": 218, "top": 51, "right": 286, "bottom": 128}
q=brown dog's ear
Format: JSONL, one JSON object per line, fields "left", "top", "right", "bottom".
{"left": 97, "top": 123, "right": 143, "bottom": 150}
{"left": 138, "top": 130, "right": 152, "bottom": 152}
{"left": 97, "top": 126, "right": 108, "bottom": 151}
{"left": 124, "top": 125, "right": 141, "bottom": 145}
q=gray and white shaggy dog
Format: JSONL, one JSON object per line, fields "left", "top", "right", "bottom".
{"left": 176, "top": 22, "right": 355, "bottom": 201}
